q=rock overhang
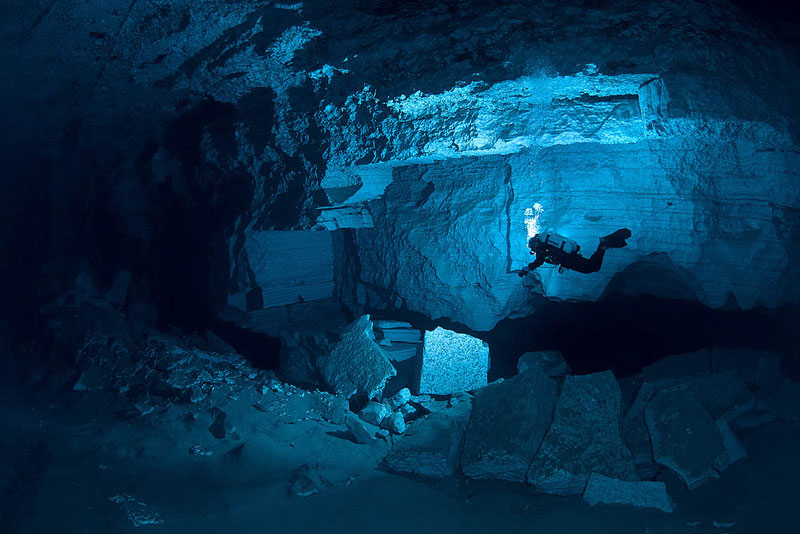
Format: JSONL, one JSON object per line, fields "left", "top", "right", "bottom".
{"left": 5, "top": 0, "right": 800, "bottom": 335}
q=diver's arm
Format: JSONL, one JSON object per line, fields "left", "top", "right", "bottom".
{"left": 518, "top": 253, "right": 545, "bottom": 276}
{"left": 529, "top": 254, "right": 545, "bottom": 270}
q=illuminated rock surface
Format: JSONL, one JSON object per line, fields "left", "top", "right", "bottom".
{"left": 416, "top": 327, "right": 489, "bottom": 395}
{"left": 6, "top": 0, "right": 799, "bottom": 333}
{"left": 3, "top": 0, "right": 800, "bottom": 531}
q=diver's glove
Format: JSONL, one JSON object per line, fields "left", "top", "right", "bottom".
{"left": 517, "top": 268, "right": 529, "bottom": 277}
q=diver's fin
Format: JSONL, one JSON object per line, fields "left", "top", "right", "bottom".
{"left": 600, "top": 228, "right": 631, "bottom": 248}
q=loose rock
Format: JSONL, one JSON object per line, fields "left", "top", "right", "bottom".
{"left": 359, "top": 401, "right": 391, "bottom": 426}
{"left": 310, "top": 393, "right": 349, "bottom": 425}
{"left": 715, "top": 419, "right": 747, "bottom": 464}
{"left": 345, "top": 414, "right": 379, "bottom": 444}
{"left": 289, "top": 465, "right": 322, "bottom": 497}
{"left": 380, "top": 412, "right": 407, "bottom": 434}
{"left": 387, "top": 387, "right": 412, "bottom": 410}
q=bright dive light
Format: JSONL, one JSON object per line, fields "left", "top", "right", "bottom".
{"left": 524, "top": 203, "right": 544, "bottom": 241}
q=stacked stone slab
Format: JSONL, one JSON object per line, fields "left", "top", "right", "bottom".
{"left": 374, "top": 320, "right": 422, "bottom": 363}
{"left": 416, "top": 327, "right": 488, "bottom": 395}
{"left": 527, "top": 371, "right": 638, "bottom": 495}
{"left": 316, "top": 315, "right": 396, "bottom": 400}
{"left": 461, "top": 366, "right": 557, "bottom": 481}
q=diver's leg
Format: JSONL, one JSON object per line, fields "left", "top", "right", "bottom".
{"left": 569, "top": 246, "right": 606, "bottom": 274}
{"left": 599, "top": 228, "right": 632, "bottom": 249}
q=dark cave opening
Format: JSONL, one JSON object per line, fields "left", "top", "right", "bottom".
{"left": 486, "top": 295, "right": 799, "bottom": 381}
{"left": 365, "top": 294, "right": 798, "bottom": 384}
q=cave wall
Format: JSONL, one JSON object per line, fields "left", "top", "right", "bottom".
{"left": 351, "top": 124, "right": 800, "bottom": 330}
{"left": 1, "top": 0, "right": 799, "bottom": 335}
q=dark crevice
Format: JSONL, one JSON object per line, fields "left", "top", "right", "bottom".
{"left": 488, "top": 294, "right": 797, "bottom": 381}
{"left": 211, "top": 319, "right": 281, "bottom": 371}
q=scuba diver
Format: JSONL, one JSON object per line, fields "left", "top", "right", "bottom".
{"left": 518, "top": 228, "right": 631, "bottom": 276}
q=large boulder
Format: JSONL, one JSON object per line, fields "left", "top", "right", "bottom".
{"left": 384, "top": 402, "right": 472, "bottom": 479}
{"left": 623, "top": 370, "right": 754, "bottom": 479}
{"left": 316, "top": 315, "right": 396, "bottom": 401}
{"left": 645, "top": 387, "right": 729, "bottom": 490}
{"left": 350, "top": 126, "right": 800, "bottom": 330}
{"left": 415, "top": 327, "right": 489, "bottom": 395}
{"left": 461, "top": 367, "right": 557, "bottom": 481}
{"left": 528, "top": 371, "right": 638, "bottom": 494}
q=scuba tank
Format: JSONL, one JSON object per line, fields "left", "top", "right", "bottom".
{"left": 542, "top": 233, "right": 579, "bottom": 255}
{"left": 529, "top": 232, "right": 580, "bottom": 268}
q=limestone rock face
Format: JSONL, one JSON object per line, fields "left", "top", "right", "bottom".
{"left": 351, "top": 130, "right": 800, "bottom": 330}
{"left": 460, "top": 367, "right": 557, "bottom": 482}
{"left": 528, "top": 371, "right": 637, "bottom": 495}
{"left": 229, "top": 231, "right": 335, "bottom": 310}
{"left": 9, "top": 0, "right": 800, "bottom": 334}
{"left": 316, "top": 315, "right": 396, "bottom": 400}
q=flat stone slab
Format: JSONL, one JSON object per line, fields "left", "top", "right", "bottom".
{"left": 528, "top": 371, "right": 638, "bottom": 495}
{"left": 384, "top": 402, "right": 472, "bottom": 479}
{"left": 316, "top": 315, "right": 396, "bottom": 400}
{"left": 416, "top": 327, "right": 488, "bottom": 395}
{"left": 623, "top": 370, "right": 755, "bottom": 479}
{"left": 645, "top": 386, "right": 729, "bottom": 490}
{"left": 583, "top": 473, "right": 674, "bottom": 513}
{"left": 461, "top": 367, "right": 557, "bottom": 481}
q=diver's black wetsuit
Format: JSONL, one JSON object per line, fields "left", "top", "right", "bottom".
{"left": 527, "top": 242, "right": 607, "bottom": 274}
{"left": 519, "top": 228, "right": 631, "bottom": 276}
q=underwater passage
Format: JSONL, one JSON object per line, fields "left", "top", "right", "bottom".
{"left": 1, "top": 0, "right": 800, "bottom": 532}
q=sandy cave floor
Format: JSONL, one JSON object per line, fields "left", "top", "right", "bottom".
{"left": 3, "top": 381, "right": 798, "bottom": 534}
